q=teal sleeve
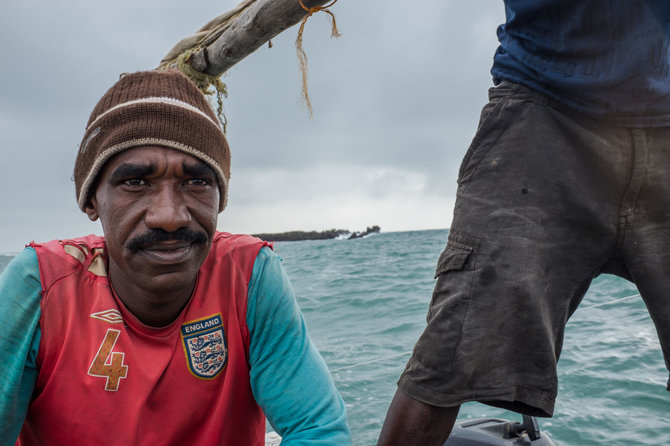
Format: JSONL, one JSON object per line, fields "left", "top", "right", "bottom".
{"left": 247, "top": 247, "right": 352, "bottom": 445}
{"left": 0, "top": 248, "right": 42, "bottom": 445}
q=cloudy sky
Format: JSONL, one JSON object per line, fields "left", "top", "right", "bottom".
{"left": 0, "top": 0, "right": 505, "bottom": 253}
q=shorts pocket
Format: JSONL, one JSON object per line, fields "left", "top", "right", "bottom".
{"left": 434, "top": 239, "right": 474, "bottom": 278}
{"left": 457, "top": 86, "right": 523, "bottom": 186}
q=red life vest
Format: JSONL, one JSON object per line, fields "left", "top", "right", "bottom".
{"left": 20, "top": 232, "right": 268, "bottom": 445}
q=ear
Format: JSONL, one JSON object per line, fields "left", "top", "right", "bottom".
{"left": 84, "top": 195, "right": 100, "bottom": 221}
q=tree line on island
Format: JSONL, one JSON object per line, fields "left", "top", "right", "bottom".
{"left": 253, "top": 226, "right": 380, "bottom": 242}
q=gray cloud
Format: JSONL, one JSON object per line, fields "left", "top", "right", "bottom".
{"left": 0, "top": 0, "right": 504, "bottom": 252}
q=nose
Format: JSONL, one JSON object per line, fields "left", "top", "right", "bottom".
{"left": 144, "top": 185, "right": 191, "bottom": 232}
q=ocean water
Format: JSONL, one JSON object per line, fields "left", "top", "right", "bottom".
{"left": 2, "top": 229, "right": 669, "bottom": 445}
{"left": 272, "top": 229, "right": 669, "bottom": 445}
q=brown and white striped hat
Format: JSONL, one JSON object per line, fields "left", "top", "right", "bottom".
{"left": 74, "top": 69, "right": 230, "bottom": 212}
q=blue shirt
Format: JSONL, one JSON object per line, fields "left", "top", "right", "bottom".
{"left": 0, "top": 246, "right": 351, "bottom": 445}
{"left": 493, "top": 0, "right": 670, "bottom": 126}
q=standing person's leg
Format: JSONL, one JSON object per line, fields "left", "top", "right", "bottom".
{"left": 378, "top": 82, "right": 635, "bottom": 445}
{"left": 377, "top": 389, "right": 459, "bottom": 446}
{"left": 619, "top": 126, "right": 670, "bottom": 391}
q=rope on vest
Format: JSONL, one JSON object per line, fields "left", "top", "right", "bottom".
{"left": 296, "top": 0, "right": 341, "bottom": 118}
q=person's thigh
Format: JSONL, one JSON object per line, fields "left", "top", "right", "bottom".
{"left": 621, "top": 126, "right": 670, "bottom": 389}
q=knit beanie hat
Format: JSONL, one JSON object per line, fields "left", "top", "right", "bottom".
{"left": 74, "top": 69, "right": 230, "bottom": 212}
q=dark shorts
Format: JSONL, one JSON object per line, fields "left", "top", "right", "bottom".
{"left": 398, "top": 81, "right": 670, "bottom": 417}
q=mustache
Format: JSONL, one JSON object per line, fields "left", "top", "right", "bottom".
{"left": 127, "top": 228, "right": 208, "bottom": 252}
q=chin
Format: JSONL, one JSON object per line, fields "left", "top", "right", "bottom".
{"left": 140, "top": 269, "right": 200, "bottom": 296}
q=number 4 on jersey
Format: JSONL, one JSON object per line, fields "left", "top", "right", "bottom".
{"left": 88, "top": 329, "right": 129, "bottom": 391}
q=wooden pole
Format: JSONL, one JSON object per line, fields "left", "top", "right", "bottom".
{"left": 160, "top": 0, "right": 333, "bottom": 76}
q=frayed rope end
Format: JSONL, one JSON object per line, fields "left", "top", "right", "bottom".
{"left": 158, "top": 49, "right": 229, "bottom": 133}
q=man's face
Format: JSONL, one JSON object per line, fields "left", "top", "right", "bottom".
{"left": 86, "top": 145, "right": 220, "bottom": 300}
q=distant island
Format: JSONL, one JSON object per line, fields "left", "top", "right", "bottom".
{"left": 254, "top": 225, "right": 380, "bottom": 242}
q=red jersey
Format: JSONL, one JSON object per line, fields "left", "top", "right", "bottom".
{"left": 19, "top": 232, "right": 268, "bottom": 445}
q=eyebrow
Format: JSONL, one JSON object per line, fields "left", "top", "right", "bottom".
{"left": 182, "top": 161, "right": 216, "bottom": 179}
{"left": 108, "top": 163, "right": 156, "bottom": 182}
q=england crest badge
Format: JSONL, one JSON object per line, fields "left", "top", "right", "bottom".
{"left": 181, "top": 314, "right": 227, "bottom": 379}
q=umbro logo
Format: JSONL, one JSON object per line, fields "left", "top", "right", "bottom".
{"left": 90, "top": 309, "right": 124, "bottom": 324}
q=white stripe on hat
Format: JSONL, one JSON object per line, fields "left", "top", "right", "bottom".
{"left": 86, "top": 96, "right": 223, "bottom": 134}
